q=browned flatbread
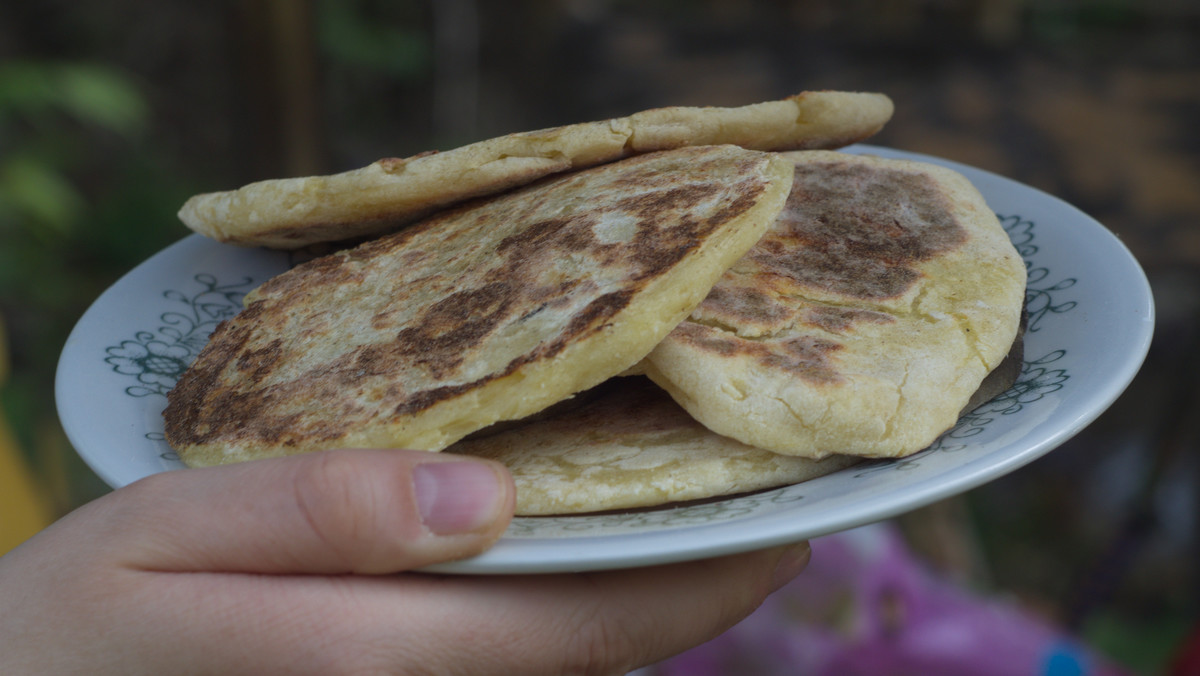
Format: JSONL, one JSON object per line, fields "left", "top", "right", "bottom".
{"left": 642, "top": 151, "right": 1027, "bottom": 458}
{"left": 454, "top": 322, "right": 1024, "bottom": 516}
{"left": 177, "top": 91, "right": 893, "bottom": 249}
{"left": 452, "top": 376, "right": 861, "bottom": 515}
{"left": 453, "top": 317, "right": 1024, "bottom": 516}
{"left": 164, "top": 146, "right": 794, "bottom": 467}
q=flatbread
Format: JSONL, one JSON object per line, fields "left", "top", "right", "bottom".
{"left": 452, "top": 321, "right": 1025, "bottom": 516}
{"left": 178, "top": 91, "right": 893, "bottom": 249}
{"left": 452, "top": 376, "right": 861, "bottom": 515}
{"left": 642, "top": 151, "right": 1027, "bottom": 458}
{"left": 164, "top": 145, "right": 794, "bottom": 467}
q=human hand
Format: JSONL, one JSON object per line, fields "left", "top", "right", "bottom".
{"left": 0, "top": 448, "right": 809, "bottom": 675}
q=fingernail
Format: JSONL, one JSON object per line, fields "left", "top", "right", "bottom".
{"left": 769, "top": 542, "right": 811, "bottom": 593}
{"left": 413, "top": 461, "right": 505, "bottom": 535}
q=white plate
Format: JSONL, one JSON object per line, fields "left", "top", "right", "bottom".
{"left": 55, "top": 146, "right": 1153, "bottom": 574}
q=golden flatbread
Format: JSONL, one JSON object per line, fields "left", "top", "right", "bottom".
{"left": 178, "top": 91, "right": 892, "bottom": 249}
{"left": 453, "top": 323, "right": 1024, "bottom": 516}
{"left": 642, "top": 150, "right": 1027, "bottom": 459}
{"left": 164, "top": 145, "right": 794, "bottom": 467}
{"left": 453, "top": 376, "right": 860, "bottom": 515}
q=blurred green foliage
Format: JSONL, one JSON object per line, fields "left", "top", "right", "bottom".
{"left": 0, "top": 60, "right": 191, "bottom": 501}
{"left": 0, "top": 62, "right": 146, "bottom": 241}
{"left": 316, "top": 0, "right": 430, "bottom": 80}
{"left": 1083, "top": 612, "right": 1193, "bottom": 676}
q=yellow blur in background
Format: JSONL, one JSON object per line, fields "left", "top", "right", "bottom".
{"left": 0, "top": 317, "right": 54, "bottom": 555}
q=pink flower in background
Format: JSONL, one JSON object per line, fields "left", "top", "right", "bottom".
{"left": 656, "top": 523, "right": 1132, "bottom": 676}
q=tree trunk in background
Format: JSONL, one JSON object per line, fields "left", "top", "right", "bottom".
{"left": 231, "top": 0, "right": 327, "bottom": 181}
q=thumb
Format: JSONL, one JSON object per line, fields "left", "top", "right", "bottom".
{"left": 81, "top": 448, "right": 515, "bottom": 575}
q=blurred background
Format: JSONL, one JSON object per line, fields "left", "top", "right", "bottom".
{"left": 1, "top": 1, "right": 1196, "bottom": 673}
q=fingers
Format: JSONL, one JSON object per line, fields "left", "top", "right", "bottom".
{"left": 81, "top": 448, "right": 515, "bottom": 575}
{"left": 22, "top": 449, "right": 808, "bottom": 674}
{"left": 417, "top": 542, "right": 812, "bottom": 674}
{"left": 14, "top": 543, "right": 806, "bottom": 676}
{"left": 213, "top": 542, "right": 807, "bottom": 675}
{"left": 90, "top": 542, "right": 810, "bottom": 675}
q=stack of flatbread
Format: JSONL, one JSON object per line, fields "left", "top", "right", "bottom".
{"left": 164, "top": 91, "right": 1027, "bottom": 515}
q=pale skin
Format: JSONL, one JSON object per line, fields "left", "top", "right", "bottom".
{"left": 0, "top": 448, "right": 810, "bottom": 675}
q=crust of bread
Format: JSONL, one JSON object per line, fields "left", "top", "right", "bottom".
{"left": 453, "top": 377, "right": 859, "bottom": 515}
{"left": 165, "top": 146, "right": 794, "bottom": 466}
{"left": 178, "top": 92, "right": 892, "bottom": 249}
{"left": 643, "top": 151, "right": 1027, "bottom": 459}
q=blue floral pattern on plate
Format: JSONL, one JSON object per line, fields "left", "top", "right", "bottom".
{"left": 104, "top": 274, "right": 257, "bottom": 397}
